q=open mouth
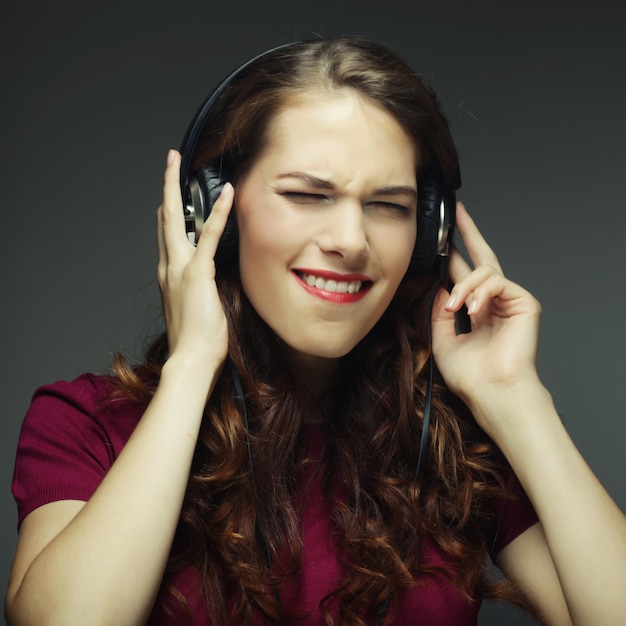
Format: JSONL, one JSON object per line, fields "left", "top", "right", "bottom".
{"left": 294, "top": 271, "right": 373, "bottom": 295}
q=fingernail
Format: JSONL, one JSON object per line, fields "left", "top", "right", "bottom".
{"left": 468, "top": 299, "right": 478, "bottom": 315}
{"left": 445, "top": 293, "right": 458, "bottom": 310}
{"left": 166, "top": 149, "right": 176, "bottom": 166}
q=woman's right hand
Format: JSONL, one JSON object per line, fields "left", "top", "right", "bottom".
{"left": 156, "top": 149, "right": 234, "bottom": 369}
{"left": 5, "top": 150, "right": 235, "bottom": 626}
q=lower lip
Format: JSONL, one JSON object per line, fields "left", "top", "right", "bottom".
{"left": 294, "top": 273, "right": 370, "bottom": 303}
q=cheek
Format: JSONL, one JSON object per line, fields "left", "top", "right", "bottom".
{"left": 236, "top": 185, "right": 311, "bottom": 281}
{"left": 236, "top": 204, "right": 291, "bottom": 298}
{"left": 236, "top": 191, "right": 269, "bottom": 267}
{"left": 237, "top": 224, "right": 272, "bottom": 290}
{"left": 382, "top": 223, "right": 417, "bottom": 281}
{"left": 238, "top": 206, "right": 287, "bottom": 257}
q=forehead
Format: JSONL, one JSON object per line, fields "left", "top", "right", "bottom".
{"left": 256, "top": 91, "right": 418, "bottom": 182}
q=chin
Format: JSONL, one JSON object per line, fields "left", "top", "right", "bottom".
{"left": 309, "top": 346, "right": 354, "bottom": 359}
{"left": 283, "top": 335, "right": 364, "bottom": 362}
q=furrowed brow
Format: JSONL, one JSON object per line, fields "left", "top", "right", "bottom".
{"left": 277, "top": 173, "right": 417, "bottom": 201}
{"left": 372, "top": 186, "right": 418, "bottom": 201}
{"left": 276, "top": 172, "right": 336, "bottom": 190}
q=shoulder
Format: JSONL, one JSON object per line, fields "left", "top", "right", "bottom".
{"left": 25, "top": 372, "right": 144, "bottom": 440}
{"left": 30, "top": 372, "right": 116, "bottom": 410}
{"left": 12, "top": 372, "right": 146, "bottom": 526}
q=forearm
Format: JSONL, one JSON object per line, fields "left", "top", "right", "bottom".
{"left": 472, "top": 381, "right": 626, "bottom": 625}
{"left": 7, "top": 356, "right": 219, "bottom": 626}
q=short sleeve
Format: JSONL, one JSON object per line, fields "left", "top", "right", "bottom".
{"left": 489, "top": 476, "right": 539, "bottom": 559}
{"left": 11, "top": 373, "right": 144, "bottom": 528}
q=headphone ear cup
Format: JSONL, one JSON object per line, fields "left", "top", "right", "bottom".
{"left": 409, "top": 175, "right": 442, "bottom": 275}
{"left": 193, "top": 165, "right": 239, "bottom": 271}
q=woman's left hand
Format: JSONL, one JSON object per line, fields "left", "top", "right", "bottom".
{"left": 433, "top": 204, "right": 626, "bottom": 626}
{"left": 431, "top": 202, "right": 544, "bottom": 436}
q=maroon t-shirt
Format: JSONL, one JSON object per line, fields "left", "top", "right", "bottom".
{"left": 11, "top": 374, "right": 538, "bottom": 625}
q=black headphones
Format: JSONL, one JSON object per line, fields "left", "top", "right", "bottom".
{"left": 178, "top": 40, "right": 461, "bottom": 278}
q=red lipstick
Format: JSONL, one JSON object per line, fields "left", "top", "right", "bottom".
{"left": 292, "top": 269, "right": 373, "bottom": 303}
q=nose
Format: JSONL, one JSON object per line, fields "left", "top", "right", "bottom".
{"left": 318, "top": 199, "right": 369, "bottom": 262}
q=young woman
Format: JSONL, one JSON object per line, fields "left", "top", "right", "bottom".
{"left": 6, "top": 37, "right": 626, "bottom": 626}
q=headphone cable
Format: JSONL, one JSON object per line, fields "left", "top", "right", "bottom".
{"left": 229, "top": 358, "right": 282, "bottom": 615}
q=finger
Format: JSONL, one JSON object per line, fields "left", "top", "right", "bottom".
{"left": 467, "top": 274, "right": 537, "bottom": 318}
{"left": 463, "top": 272, "right": 510, "bottom": 316}
{"left": 156, "top": 205, "right": 167, "bottom": 285}
{"left": 447, "top": 246, "right": 473, "bottom": 284}
{"left": 193, "top": 182, "right": 235, "bottom": 261}
{"left": 455, "top": 202, "right": 503, "bottom": 274}
{"left": 431, "top": 287, "right": 470, "bottom": 348}
{"left": 444, "top": 264, "right": 503, "bottom": 313}
{"left": 431, "top": 285, "right": 455, "bottom": 325}
{"left": 160, "top": 149, "right": 189, "bottom": 258}
{"left": 449, "top": 269, "right": 535, "bottom": 319}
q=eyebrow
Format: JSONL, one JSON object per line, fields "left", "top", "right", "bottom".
{"left": 277, "top": 171, "right": 417, "bottom": 200}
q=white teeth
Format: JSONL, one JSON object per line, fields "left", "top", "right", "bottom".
{"left": 301, "top": 272, "right": 363, "bottom": 294}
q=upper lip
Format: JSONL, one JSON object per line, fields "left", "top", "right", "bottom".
{"left": 293, "top": 268, "right": 373, "bottom": 282}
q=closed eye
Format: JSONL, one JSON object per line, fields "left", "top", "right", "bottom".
{"left": 280, "top": 191, "right": 330, "bottom": 203}
{"left": 279, "top": 192, "right": 413, "bottom": 214}
{"left": 369, "top": 201, "right": 412, "bottom": 215}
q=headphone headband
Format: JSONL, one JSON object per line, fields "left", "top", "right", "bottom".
{"left": 179, "top": 41, "right": 300, "bottom": 197}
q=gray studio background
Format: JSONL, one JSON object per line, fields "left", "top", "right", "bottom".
{"left": 2, "top": 2, "right": 625, "bottom": 624}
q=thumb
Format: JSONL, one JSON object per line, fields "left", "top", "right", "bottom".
{"left": 430, "top": 286, "right": 456, "bottom": 326}
{"left": 430, "top": 286, "right": 467, "bottom": 349}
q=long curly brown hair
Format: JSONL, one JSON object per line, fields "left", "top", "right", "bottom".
{"left": 113, "top": 37, "right": 532, "bottom": 625}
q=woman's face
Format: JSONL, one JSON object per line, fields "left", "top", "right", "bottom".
{"left": 235, "top": 91, "right": 418, "bottom": 363}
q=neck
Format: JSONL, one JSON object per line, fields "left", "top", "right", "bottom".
{"left": 282, "top": 348, "right": 340, "bottom": 423}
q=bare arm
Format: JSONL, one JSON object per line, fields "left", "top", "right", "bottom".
{"left": 496, "top": 522, "right": 572, "bottom": 626}
{"left": 432, "top": 203, "right": 626, "bottom": 624}
{"left": 489, "top": 382, "right": 626, "bottom": 625}
{"left": 5, "top": 151, "right": 235, "bottom": 626}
